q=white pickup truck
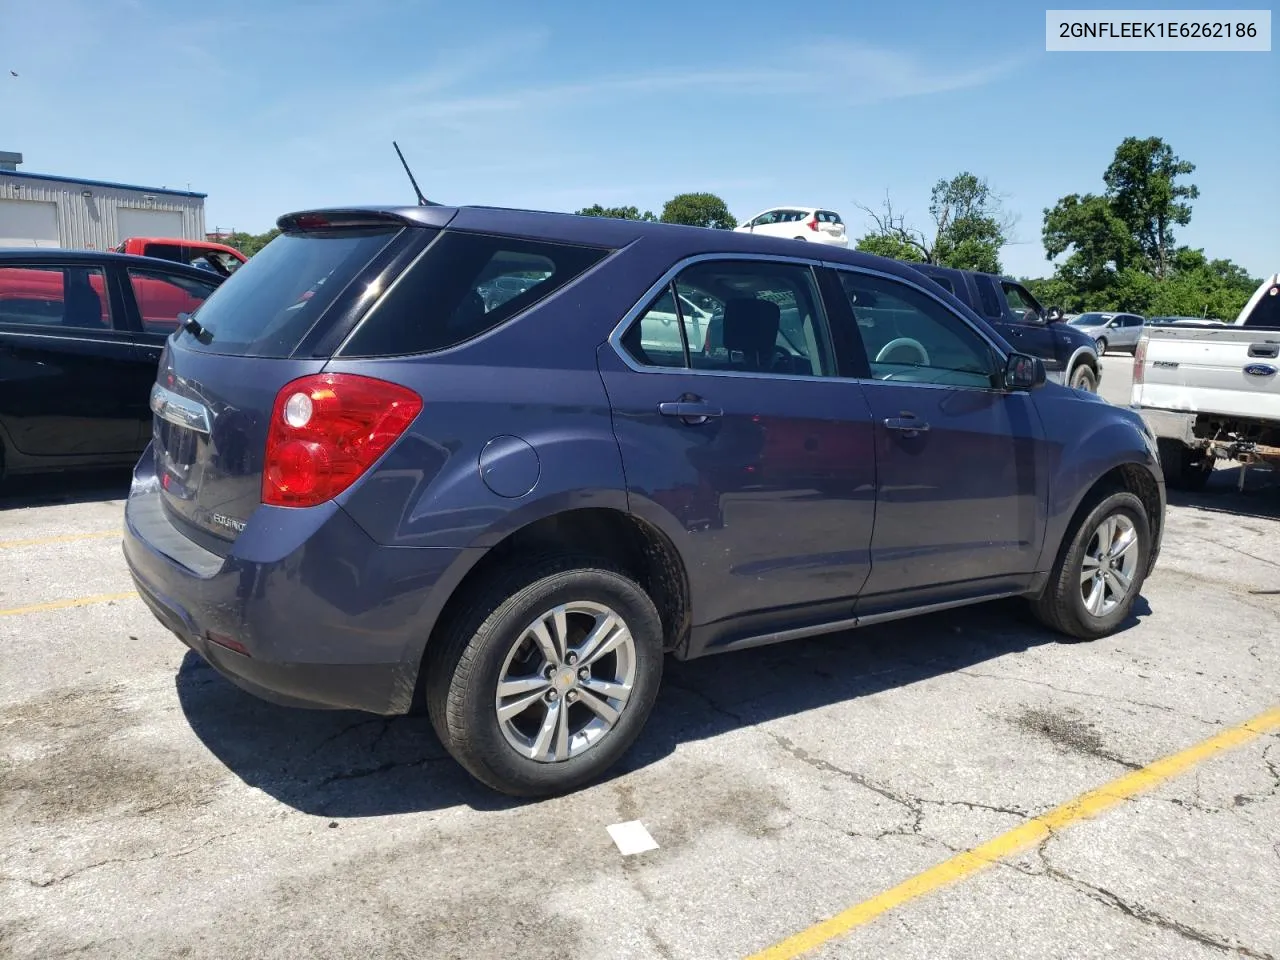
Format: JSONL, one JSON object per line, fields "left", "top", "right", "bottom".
{"left": 1131, "top": 273, "right": 1280, "bottom": 490}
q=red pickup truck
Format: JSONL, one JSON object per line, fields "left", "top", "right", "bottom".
{"left": 113, "top": 237, "right": 247, "bottom": 278}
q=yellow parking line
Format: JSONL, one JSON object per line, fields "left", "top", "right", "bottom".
{"left": 0, "top": 530, "right": 121, "bottom": 550}
{"left": 747, "top": 705, "right": 1280, "bottom": 960}
{"left": 0, "top": 591, "right": 137, "bottom": 617}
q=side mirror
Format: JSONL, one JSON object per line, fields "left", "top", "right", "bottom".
{"left": 1004, "top": 352, "right": 1046, "bottom": 391}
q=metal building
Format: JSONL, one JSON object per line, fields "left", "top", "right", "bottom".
{"left": 0, "top": 152, "right": 206, "bottom": 250}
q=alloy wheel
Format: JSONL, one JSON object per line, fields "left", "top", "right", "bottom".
{"left": 494, "top": 601, "right": 637, "bottom": 763}
{"left": 1079, "top": 513, "right": 1139, "bottom": 617}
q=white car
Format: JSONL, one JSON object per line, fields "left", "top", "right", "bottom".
{"left": 736, "top": 207, "right": 849, "bottom": 247}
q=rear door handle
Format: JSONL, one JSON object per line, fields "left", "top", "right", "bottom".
{"left": 658, "top": 400, "right": 722, "bottom": 424}
{"left": 884, "top": 415, "right": 930, "bottom": 434}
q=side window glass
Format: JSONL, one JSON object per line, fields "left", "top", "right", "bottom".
{"left": 343, "top": 232, "right": 609, "bottom": 357}
{"left": 973, "top": 275, "right": 1004, "bottom": 319}
{"left": 1000, "top": 282, "right": 1033, "bottom": 313}
{"left": 836, "top": 272, "right": 996, "bottom": 389}
{"left": 0, "top": 266, "right": 111, "bottom": 330}
{"left": 675, "top": 261, "right": 834, "bottom": 376}
{"left": 127, "top": 269, "right": 219, "bottom": 333}
{"left": 620, "top": 287, "right": 687, "bottom": 368}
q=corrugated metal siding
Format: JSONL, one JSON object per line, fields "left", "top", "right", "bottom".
{"left": 0, "top": 174, "right": 205, "bottom": 249}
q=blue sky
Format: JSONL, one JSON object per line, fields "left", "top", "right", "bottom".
{"left": 4, "top": 0, "right": 1276, "bottom": 279}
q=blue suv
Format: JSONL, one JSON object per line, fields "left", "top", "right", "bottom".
{"left": 124, "top": 205, "right": 1166, "bottom": 796}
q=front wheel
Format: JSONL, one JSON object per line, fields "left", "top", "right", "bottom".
{"left": 1069, "top": 363, "right": 1098, "bottom": 393}
{"left": 1031, "top": 490, "right": 1151, "bottom": 640}
{"left": 425, "top": 555, "right": 664, "bottom": 797}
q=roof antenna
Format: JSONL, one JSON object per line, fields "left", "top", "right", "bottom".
{"left": 393, "top": 140, "right": 430, "bottom": 206}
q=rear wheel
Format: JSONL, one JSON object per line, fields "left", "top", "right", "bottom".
{"left": 425, "top": 554, "right": 664, "bottom": 797}
{"left": 1069, "top": 363, "right": 1098, "bottom": 393}
{"left": 1095, "top": 337, "right": 1108, "bottom": 355}
{"left": 1032, "top": 490, "right": 1151, "bottom": 640}
{"left": 1157, "top": 438, "right": 1215, "bottom": 490}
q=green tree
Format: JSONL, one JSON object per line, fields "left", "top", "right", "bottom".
{"left": 574, "top": 204, "right": 657, "bottom": 221}
{"left": 659, "top": 193, "right": 737, "bottom": 229}
{"left": 855, "top": 233, "right": 925, "bottom": 262}
{"left": 223, "top": 229, "right": 280, "bottom": 257}
{"left": 854, "top": 173, "right": 1012, "bottom": 272}
{"left": 1103, "top": 136, "right": 1198, "bottom": 279}
{"left": 1042, "top": 193, "right": 1140, "bottom": 298}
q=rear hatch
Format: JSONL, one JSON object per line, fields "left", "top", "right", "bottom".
{"left": 148, "top": 210, "right": 442, "bottom": 551}
{"left": 815, "top": 210, "right": 846, "bottom": 240}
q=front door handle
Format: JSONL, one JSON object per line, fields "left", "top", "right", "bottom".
{"left": 658, "top": 400, "right": 723, "bottom": 425}
{"left": 884, "top": 415, "right": 930, "bottom": 434}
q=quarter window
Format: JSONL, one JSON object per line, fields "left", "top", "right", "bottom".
{"left": 342, "top": 231, "right": 610, "bottom": 357}
{"left": 621, "top": 288, "right": 687, "bottom": 368}
{"left": 127, "top": 269, "right": 220, "bottom": 333}
{"left": 836, "top": 271, "right": 996, "bottom": 389}
{"left": 0, "top": 265, "right": 112, "bottom": 330}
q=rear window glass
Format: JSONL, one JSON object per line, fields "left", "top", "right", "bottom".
{"left": 1242, "top": 283, "right": 1280, "bottom": 328}
{"left": 176, "top": 227, "right": 402, "bottom": 357}
{"left": 340, "top": 231, "right": 610, "bottom": 357}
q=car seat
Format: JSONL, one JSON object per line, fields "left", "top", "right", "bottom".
{"left": 721, "top": 298, "right": 780, "bottom": 372}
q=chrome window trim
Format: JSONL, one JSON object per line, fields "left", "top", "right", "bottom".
{"left": 605, "top": 252, "right": 1017, "bottom": 395}
{"left": 149, "top": 383, "right": 211, "bottom": 434}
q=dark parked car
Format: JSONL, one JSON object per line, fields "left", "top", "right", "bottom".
{"left": 906, "top": 264, "right": 1102, "bottom": 393}
{"left": 124, "top": 206, "right": 1165, "bottom": 797}
{"left": 0, "top": 250, "right": 224, "bottom": 479}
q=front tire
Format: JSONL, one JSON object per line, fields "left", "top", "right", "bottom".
{"left": 1032, "top": 491, "right": 1151, "bottom": 640}
{"left": 1069, "top": 363, "right": 1098, "bottom": 393}
{"left": 425, "top": 554, "right": 664, "bottom": 797}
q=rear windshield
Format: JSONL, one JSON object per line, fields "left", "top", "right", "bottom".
{"left": 1241, "top": 283, "right": 1280, "bottom": 328}
{"left": 176, "top": 227, "right": 401, "bottom": 356}
{"left": 339, "top": 230, "right": 611, "bottom": 357}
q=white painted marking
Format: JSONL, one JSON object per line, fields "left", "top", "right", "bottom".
{"left": 606, "top": 820, "right": 659, "bottom": 856}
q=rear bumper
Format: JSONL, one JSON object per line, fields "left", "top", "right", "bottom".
{"left": 123, "top": 450, "right": 477, "bottom": 714}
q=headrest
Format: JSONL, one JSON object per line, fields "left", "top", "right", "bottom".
{"left": 722, "top": 298, "right": 780, "bottom": 363}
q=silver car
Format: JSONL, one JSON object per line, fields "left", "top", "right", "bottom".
{"left": 1067, "top": 311, "right": 1145, "bottom": 354}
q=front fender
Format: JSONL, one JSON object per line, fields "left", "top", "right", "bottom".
{"left": 1034, "top": 391, "right": 1162, "bottom": 572}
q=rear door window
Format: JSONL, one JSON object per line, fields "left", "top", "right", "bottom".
{"left": 174, "top": 226, "right": 404, "bottom": 357}
{"left": 972, "top": 274, "right": 1004, "bottom": 319}
{"left": 0, "top": 265, "right": 113, "bottom": 330}
{"left": 340, "top": 231, "right": 610, "bottom": 357}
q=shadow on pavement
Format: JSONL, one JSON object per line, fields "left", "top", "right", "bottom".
{"left": 1166, "top": 464, "right": 1280, "bottom": 520}
{"left": 176, "top": 595, "right": 1152, "bottom": 818}
{"left": 0, "top": 468, "right": 132, "bottom": 510}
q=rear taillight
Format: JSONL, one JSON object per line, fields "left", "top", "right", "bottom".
{"left": 807, "top": 216, "right": 819, "bottom": 232}
{"left": 263, "top": 373, "right": 422, "bottom": 507}
{"left": 1132, "top": 338, "right": 1146, "bottom": 385}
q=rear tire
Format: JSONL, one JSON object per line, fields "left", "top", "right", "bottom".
{"left": 1032, "top": 490, "right": 1151, "bottom": 641}
{"left": 1095, "top": 337, "right": 1108, "bottom": 355}
{"left": 424, "top": 554, "right": 664, "bottom": 797}
{"left": 1069, "top": 363, "right": 1098, "bottom": 393}
{"left": 1157, "top": 438, "right": 1215, "bottom": 490}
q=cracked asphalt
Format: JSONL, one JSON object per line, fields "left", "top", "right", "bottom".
{"left": 3, "top": 359, "right": 1279, "bottom": 959}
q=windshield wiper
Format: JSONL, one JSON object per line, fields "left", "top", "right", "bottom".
{"left": 177, "top": 312, "right": 213, "bottom": 344}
